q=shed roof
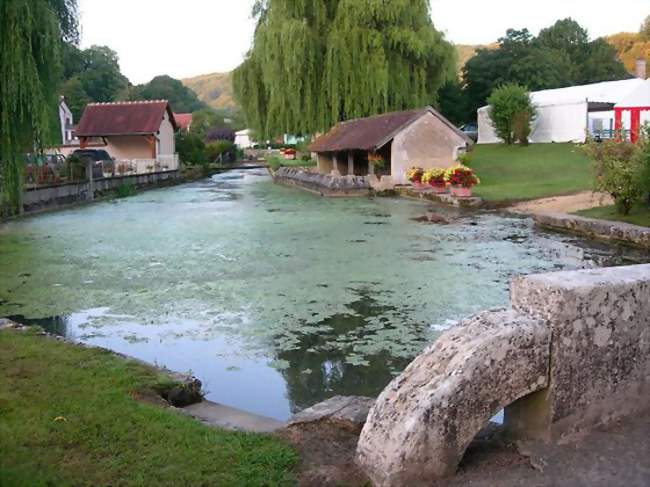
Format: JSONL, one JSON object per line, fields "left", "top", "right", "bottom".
{"left": 76, "top": 100, "right": 178, "bottom": 137}
{"left": 310, "top": 107, "right": 472, "bottom": 152}
{"left": 309, "top": 107, "right": 470, "bottom": 152}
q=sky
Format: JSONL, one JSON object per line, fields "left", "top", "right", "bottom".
{"left": 78, "top": 0, "right": 648, "bottom": 85}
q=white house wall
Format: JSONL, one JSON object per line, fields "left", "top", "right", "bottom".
{"left": 391, "top": 112, "right": 466, "bottom": 184}
{"left": 158, "top": 111, "right": 175, "bottom": 156}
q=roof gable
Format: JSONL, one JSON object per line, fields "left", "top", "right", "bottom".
{"left": 76, "top": 100, "right": 178, "bottom": 137}
{"left": 310, "top": 107, "right": 470, "bottom": 152}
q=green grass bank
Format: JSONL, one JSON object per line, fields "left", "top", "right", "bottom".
{"left": 0, "top": 329, "right": 297, "bottom": 487}
{"left": 469, "top": 143, "right": 593, "bottom": 202}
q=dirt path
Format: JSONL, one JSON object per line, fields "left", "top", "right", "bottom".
{"left": 507, "top": 191, "right": 613, "bottom": 215}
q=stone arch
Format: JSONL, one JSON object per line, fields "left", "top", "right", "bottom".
{"left": 356, "top": 309, "right": 550, "bottom": 487}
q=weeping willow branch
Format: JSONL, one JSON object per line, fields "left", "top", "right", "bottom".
{"left": 234, "top": 0, "right": 455, "bottom": 140}
{"left": 0, "top": 0, "right": 74, "bottom": 215}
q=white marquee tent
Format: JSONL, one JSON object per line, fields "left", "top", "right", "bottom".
{"left": 477, "top": 78, "right": 647, "bottom": 144}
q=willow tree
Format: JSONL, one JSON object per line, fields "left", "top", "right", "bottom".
{"left": 234, "top": 0, "right": 454, "bottom": 140}
{"left": 0, "top": 0, "right": 78, "bottom": 214}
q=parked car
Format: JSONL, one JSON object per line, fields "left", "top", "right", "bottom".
{"left": 459, "top": 123, "right": 478, "bottom": 142}
{"left": 69, "top": 149, "right": 115, "bottom": 179}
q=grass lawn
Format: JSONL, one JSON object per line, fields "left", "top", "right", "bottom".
{"left": 469, "top": 143, "right": 594, "bottom": 202}
{"left": 0, "top": 329, "right": 297, "bottom": 486}
{"left": 576, "top": 204, "right": 650, "bottom": 228}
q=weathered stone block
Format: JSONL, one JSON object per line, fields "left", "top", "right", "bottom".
{"left": 356, "top": 309, "right": 550, "bottom": 486}
{"left": 510, "top": 264, "right": 650, "bottom": 440}
{"left": 287, "top": 395, "right": 375, "bottom": 434}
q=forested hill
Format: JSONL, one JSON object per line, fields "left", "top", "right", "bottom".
{"left": 181, "top": 72, "right": 235, "bottom": 111}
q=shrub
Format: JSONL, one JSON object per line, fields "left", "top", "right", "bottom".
{"left": 205, "top": 140, "right": 236, "bottom": 163}
{"left": 583, "top": 138, "right": 642, "bottom": 215}
{"left": 116, "top": 181, "right": 137, "bottom": 198}
{"left": 176, "top": 132, "right": 206, "bottom": 166}
{"left": 488, "top": 84, "right": 536, "bottom": 145}
{"left": 636, "top": 125, "right": 650, "bottom": 206}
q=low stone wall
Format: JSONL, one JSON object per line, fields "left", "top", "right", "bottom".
{"left": 21, "top": 170, "right": 180, "bottom": 214}
{"left": 357, "top": 264, "right": 650, "bottom": 486}
{"left": 273, "top": 167, "right": 372, "bottom": 197}
{"left": 397, "top": 187, "right": 484, "bottom": 208}
{"left": 533, "top": 212, "right": 650, "bottom": 248}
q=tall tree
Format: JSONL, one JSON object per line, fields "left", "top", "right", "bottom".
{"left": 78, "top": 46, "right": 129, "bottom": 102}
{"left": 234, "top": 0, "right": 455, "bottom": 139}
{"left": 0, "top": 0, "right": 78, "bottom": 214}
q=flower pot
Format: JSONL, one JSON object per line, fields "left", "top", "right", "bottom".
{"left": 412, "top": 181, "right": 427, "bottom": 190}
{"left": 429, "top": 184, "right": 447, "bottom": 194}
{"left": 450, "top": 185, "right": 472, "bottom": 198}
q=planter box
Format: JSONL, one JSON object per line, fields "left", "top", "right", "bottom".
{"left": 450, "top": 186, "right": 472, "bottom": 198}
{"left": 429, "top": 185, "right": 447, "bottom": 194}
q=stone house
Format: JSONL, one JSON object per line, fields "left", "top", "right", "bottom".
{"left": 309, "top": 107, "right": 473, "bottom": 185}
{"left": 74, "top": 100, "right": 180, "bottom": 170}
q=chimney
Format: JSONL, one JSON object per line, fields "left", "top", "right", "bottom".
{"left": 636, "top": 58, "right": 647, "bottom": 80}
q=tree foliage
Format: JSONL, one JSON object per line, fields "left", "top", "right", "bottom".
{"left": 487, "top": 84, "right": 535, "bottom": 145}
{"left": 0, "top": 0, "right": 77, "bottom": 213}
{"left": 234, "top": 0, "right": 455, "bottom": 139}
{"left": 126, "top": 75, "right": 206, "bottom": 113}
{"left": 461, "top": 18, "right": 629, "bottom": 117}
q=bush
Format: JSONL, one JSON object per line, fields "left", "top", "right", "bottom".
{"left": 637, "top": 124, "right": 650, "bottom": 206}
{"left": 116, "top": 181, "right": 137, "bottom": 198}
{"left": 488, "top": 84, "right": 536, "bottom": 145}
{"left": 176, "top": 132, "right": 206, "bottom": 166}
{"left": 583, "top": 138, "right": 642, "bottom": 215}
{"left": 205, "top": 140, "right": 236, "bottom": 163}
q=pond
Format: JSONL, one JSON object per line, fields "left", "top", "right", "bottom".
{"left": 1, "top": 169, "right": 648, "bottom": 420}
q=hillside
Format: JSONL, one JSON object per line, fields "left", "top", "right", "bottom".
{"left": 605, "top": 32, "right": 650, "bottom": 75}
{"left": 181, "top": 72, "right": 236, "bottom": 112}
{"left": 455, "top": 44, "right": 496, "bottom": 72}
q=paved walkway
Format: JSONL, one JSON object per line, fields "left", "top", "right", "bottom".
{"left": 508, "top": 191, "right": 613, "bottom": 215}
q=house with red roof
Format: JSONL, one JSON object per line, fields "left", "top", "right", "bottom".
{"left": 75, "top": 100, "right": 179, "bottom": 171}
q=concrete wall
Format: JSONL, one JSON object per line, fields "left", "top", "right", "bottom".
{"left": 317, "top": 153, "right": 335, "bottom": 174}
{"left": 104, "top": 136, "right": 152, "bottom": 160}
{"left": 391, "top": 112, "right": 467, "bottom": 184}
{"left": 357, "top": 264, "right": 650, "bottom": 486}
{"left": 21, "top": 170, "right": 180, "bottom": 214}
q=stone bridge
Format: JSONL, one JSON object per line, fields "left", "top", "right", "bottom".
{"left": 357, "top": 264, "right": 650, "bottom": 486}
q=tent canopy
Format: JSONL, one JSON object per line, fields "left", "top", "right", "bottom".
{"left": 478, "top": 78, "right": 646, "bottom": 144}
{"left": 615, "top": 79, "right": 650, "bottom": 108}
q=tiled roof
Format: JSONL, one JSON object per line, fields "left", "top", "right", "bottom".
{"left": 309, "top": 107, "right": 470, "bottom": 152}
{"left": 174, "top": 113, "right": 193, "bottom": 131}
{"left": 76, "top": 100, "right": 178, "bottom": 137}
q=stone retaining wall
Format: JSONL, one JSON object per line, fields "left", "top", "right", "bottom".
{"left": 273, "top": 167, "right": 372, "bottom": 197}
{"left": 21, "top": 170, "right": 180, "bottom": 214}
{"left": 533, "top": 212, "right": 650, "bottom": 248}
{"left": 357, "top": 264, "right": 650, "bottom": 486}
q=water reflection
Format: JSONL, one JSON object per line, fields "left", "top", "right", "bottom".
{"left": 276, "top": 291, "right": 421, "bottom": 413}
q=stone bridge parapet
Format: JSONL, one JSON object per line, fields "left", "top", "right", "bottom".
{"left": 357, "top": 264, "right": 650, "bottom": 486}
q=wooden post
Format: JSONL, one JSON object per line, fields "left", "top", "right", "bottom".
{"left": 332, "top": 153, "right": 341, "bottom": 176}
{"left": 348, "top": 152, "right": 354, "bottom": 175}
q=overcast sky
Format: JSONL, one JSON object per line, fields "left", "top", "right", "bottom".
{"left": 78, "top": 0, "right": 648, "bottom": 84}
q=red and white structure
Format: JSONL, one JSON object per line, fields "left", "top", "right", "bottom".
{"left": 615, "top": 78, "right": 650, "bottom": 144}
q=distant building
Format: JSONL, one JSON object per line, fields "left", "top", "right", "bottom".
{"left": 58, "top": 97, "right": 76, "bottom": 145}
{"left": 309, "top": 107, "right": 473, "bottom": 184}
{"left": 235, "top": 129, "right": 254, "bottom": 149}
{"left": 174, "top": 113, "right": 193, "bottom": 133}
{"left": 75, "top": 100, "right": 179, "bottom": 170}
